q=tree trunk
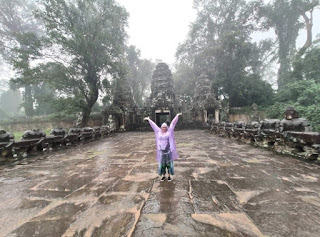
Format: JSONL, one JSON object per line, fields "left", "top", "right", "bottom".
{"left": 80, "top": 106, "right": 91, "bottom": 128}
{"left": 297, "top": 11, "right": 313, "bottom": 57}
{"left": 24, "top": 85, "right": 34, "bottom": 116}
{"left": 291, "top": 10, "right": 314, "bottom": 81}
{"left": 277, "top": 59, "right": 291, "bottom": 89}
{"left": 80, "top": 83, "right": 99, "bottom": 127}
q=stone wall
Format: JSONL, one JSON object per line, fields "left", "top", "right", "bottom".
{"left": 0, "top": 116, "right": 103, "bottom": 132}
{"left": 228, "top": 106, "right": 264, "bottom": 122}
{"left": 229, "top": 114, "right": 251, "bottom": 123}
{"left": 210, "top": 107, "right": 320, "bottom": 162}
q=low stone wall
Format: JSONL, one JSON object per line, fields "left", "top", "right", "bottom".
{"left": 210, "top": 120, "right": 320, "bottom": 162}
{"left": 125, "top": 121, "right": 208, "bottom": 131}
{"left": 0, "top": 116, "right": 103, "bottom": 132}
{"left": 228, "top": 106, "right": 264, "bottom": 122}
{"left": 0, "top": 120, "right": 72, "bottom": 132}
{"left": 229, "top": 114, "right": 251, "bottom": 123}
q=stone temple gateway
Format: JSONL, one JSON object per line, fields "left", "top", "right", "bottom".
{"left": 145, "top": 63, "right": 176, "bottom": 126}
{"left": 103, "top": 62, "right": 221, "bottom": 130}
{"left": 192, "top": 73, "right": 220, "bottom": 124}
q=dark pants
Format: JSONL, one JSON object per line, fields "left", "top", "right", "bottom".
{"left": 158, "top": 148, "right": 174, "bottom": 175}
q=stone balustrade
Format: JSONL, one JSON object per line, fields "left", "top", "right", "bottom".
{"left": 0, "top": 123, "right": 116, "bottom": 159}
{"left": 208, "top": 108, "right": 320, "bottom": 162}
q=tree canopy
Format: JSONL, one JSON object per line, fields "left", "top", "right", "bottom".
{"left": 175, "top": 0, "right": 274, "bottom": 107}
{"left": 0, "top": 0, "right": 319, "bottom": 130}
{"left": 35, "top": 0, "right": 129, "bottom": 126}
{"left": 257, "top": 0, "right": 319, "bottom": 88}
{"left": 0, "top": 0, "right": 44, "bottom": 116}
{"left": 125, "top": 45, "right": 155, "bottom": 106}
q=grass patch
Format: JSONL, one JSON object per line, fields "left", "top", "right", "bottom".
{"left": 12, "top": 129, "right": 52, "bottom": 140}
{"left": 12, "top": 131, "right": 24, "bottom": 140}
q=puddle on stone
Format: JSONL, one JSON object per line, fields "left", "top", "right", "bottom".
{"left": 300, "top": 174, "right": 319, "bottom": 182}
{"left": 235, "top": 191, "right": 263, "bottom": 204}
{"left": 298, "top": 196, "right": 320, "bottom": 208}
{"left": 123, "top": 173, "right": 158, "bottom": 182}
{"left": 109, "top": 153, "right": 132, "bottom": 157}
{"left": 294, "top": 187, "right": 315, "bottom": 192}
{"left": 192, "top": 167, "right": 212, "bottom": 180}
{"left": 139, "top": 214, "right": 166, "bottom": 227}
{"left": 192, "top": 213, "right": 264, "bottom": 237}
{"left": 244, "top": 158, "right": 267, "bottom": 164}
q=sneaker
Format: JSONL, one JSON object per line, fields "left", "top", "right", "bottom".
{"left": 160, "top": 176, "right": 166, "bottom": 182}
{"left": 168, "top": 176, "right": 172, "bottom": 182}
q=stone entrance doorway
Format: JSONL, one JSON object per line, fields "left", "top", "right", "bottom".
{"left": 206, "top": 108, "right": 220, "bottom": 123}
{"left": 155, "top": 110, "right": 170, "bottom": 127}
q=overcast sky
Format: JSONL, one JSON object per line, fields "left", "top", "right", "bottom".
{"left": 1, "top": 0, "right": 319, "bottom": 82}
{"left": 117, "top": 0, "right": 196, "bottom": 66}
{"left": 118, "top": 0, "right": 320, "bottom": 67}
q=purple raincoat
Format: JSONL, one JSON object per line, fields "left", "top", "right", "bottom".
{"left": 148, "top": 114, "right": 179, "bottom": 162}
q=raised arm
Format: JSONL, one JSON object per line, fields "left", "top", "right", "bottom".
{"left": 169, "top": 113, "right": 182, "bottom": 131}
{"left": 144, "top": 117, "right": 160, "bottom": 132}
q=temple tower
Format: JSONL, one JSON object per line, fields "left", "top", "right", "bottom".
{"left": 146, "top": 63, "right": 176, "bottom": 126}
{"left": 103, "top": 77, "right": 137, "bottom": 130}
{"left": 193, "top": 73, "right": 220, "bottom": 123}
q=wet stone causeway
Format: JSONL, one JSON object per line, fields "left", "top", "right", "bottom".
{"left": 0, "top": 130, "right": 320, "bottom": 236}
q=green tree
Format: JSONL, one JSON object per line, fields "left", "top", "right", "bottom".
{"left": 137, "top": 59, "right": 155, "bottom": 103}
{"left": 176, "top": 0, "right": 274, "bottom": 107}
{"left": 301, "top": 46, "right": 320, "bottom": 82}
{"left": 125, "top": 46, "right": 154, "bottom": 106}
{"left": 0, "top": 0, "right": 43, "bottom": 116}
{"left": 0, "top": 80, "right": 8, "bottom": 94}
{"left": 0, "top": 89, "right": 23, "bottom": 116}
{"left": 173, "top": 62, "right": 196, "bottom": 97}
{"left": 258, "top": 0, "right": 319, "bottom": 88}
{"left": 37, "top": 0, "right": 128, "bottom": 126}
{"left": 33, "top": 83, "right": 57, "bottom": 115}
{"left": 266, "top": 79, "right": 320, "bottom": 131}
{"left": 10, "top": 32, "right": 44, "bottom": 116}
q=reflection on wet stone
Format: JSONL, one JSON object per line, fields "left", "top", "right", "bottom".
{"left": 1, "top": 130, "right": 320, "bottom": 236}
{"left": 91, "top": 213, "right": 136, "bottom": 237}
{"left": 19, "top": 199, "right": 51, "bottom": 209}
{"left": 11, "top": 219, "right": 72, "bottom": 237}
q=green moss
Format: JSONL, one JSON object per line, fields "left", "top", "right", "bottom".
{"left": 12, "top": 131, "right": 24, "bottom": 140}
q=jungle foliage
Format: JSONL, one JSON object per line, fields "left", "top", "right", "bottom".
{"left": 125, "top": 46, "right": 155, "bottom": 107}
{"left": 175, "top": 0, "right": 275, "bottom": 107}
{"left": 266, "top": 45, "right": 320, "bottom": 131}
{"left": 0, "top": 0, "right": 154, "bottom": 125}
{"left": 0, "top": 0, "right": 320, "bottom": 129}
{"left": 174, "top": 0, "right": 320, "bottom": 130}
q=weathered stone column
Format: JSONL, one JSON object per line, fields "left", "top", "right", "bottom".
{"left": 215, "top": 110, "right": 220, "bottom": 123}
{"left": 204, "top": 110, "right": 208, "bottom": 123}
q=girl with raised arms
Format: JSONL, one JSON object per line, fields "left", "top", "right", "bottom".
{"left": 144, "top": 113, "right": 182, "bottom": 181}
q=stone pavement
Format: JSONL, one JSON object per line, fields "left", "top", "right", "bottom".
{"left": 0, "top": 130, "right": 320, "bottom": 237}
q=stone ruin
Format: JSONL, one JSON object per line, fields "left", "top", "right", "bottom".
{"left": 3, "top": 106, "right": 318, "bottom": 162}
{"left": 0, "top": 125, "right": 116, "bottom": 160}
{"left": 102, "top": 76, "right": 138, "bottom": 131}
{"left": 145, "top": 62, "right": 176, "bottom": 126}
{"left": 280, "top": 106, "right": 312, "bottom": 132}
{"left": 0, "top": 62, "right": 223, "bottom": 159}
{"left": 102, "top": 62, "right": 221, "bottom": 130}
{"left": 2, "top": 62, "right": 320, "bottom": 163}
{"left": 192, "top": 73, "right": 220, "bottom": 125}
{"left": 210, "top": 107, "right": 320, "bottom": 162}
